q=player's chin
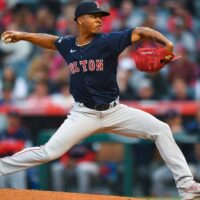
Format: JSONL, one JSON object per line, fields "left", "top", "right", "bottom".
{"left": 93, "top": 27, "right": 102, "bottom": 33}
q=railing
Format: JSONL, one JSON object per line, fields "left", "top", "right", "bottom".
{"left": 0, "top": 100, "right": 200, "bottom": 116}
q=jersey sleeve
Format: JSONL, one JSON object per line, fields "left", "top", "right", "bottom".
{"left": 107, "top": 28, "right": 134, "bottom": 55}
{"left": 54, "top": 36, "right": 71, "bottom": 58}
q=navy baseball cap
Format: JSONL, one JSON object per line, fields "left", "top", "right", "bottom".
{"left": 74, "top": 1, "right": 110, "bottom": 21}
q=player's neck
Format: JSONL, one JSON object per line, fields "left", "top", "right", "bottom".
{"left": 76, "top": 32, "right": 97, "bottom": 46}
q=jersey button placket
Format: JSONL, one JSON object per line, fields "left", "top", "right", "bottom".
{"left": 79, "top": 48, "right": 83, "bottom": 59}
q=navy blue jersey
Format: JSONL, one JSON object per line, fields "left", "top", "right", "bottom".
{"left": 54, "top": 28, "right": 133, "bottom": 105}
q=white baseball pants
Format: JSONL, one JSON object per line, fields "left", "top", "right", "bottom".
{"left": 0, "top": 102, "right": 194, "bottom": 189}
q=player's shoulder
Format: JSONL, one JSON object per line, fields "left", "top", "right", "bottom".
{"left": 98, "top": 31, "right": 121, "bottom": 39}
{"left": 102, "top": 28, "right": 134, "bottom": 37}
{"left": 57, "top": 35, "right": 75, "bottom": 43}
{"left": 54, "top": 35, "right": 75, "bottom": 49}
{"left": 54, "top": 35, "right": 75, "bottom": 50}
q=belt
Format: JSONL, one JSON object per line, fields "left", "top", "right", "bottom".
{"left": 76, "top": 98, "right": 118, "bottom": 111}
{"left": 84, "top": 102, "right": 117, "bottom": 111}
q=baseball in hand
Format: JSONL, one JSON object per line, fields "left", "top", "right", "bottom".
{"left": 1, "top": 36, "right": 12, "bottom": 43}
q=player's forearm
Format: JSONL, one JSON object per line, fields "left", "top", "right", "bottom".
{"left": 1, "top": 31, "right": 58, "bottom": 50}
{"left": 132, "top": 27, "right": 173, "bottom": 52}
{"left": 21, "top": 32, "right": 58, "bottom": 50}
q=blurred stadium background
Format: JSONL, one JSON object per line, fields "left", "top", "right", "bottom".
{"left": 0, "top": 0, "right": 200, "bottom": 198}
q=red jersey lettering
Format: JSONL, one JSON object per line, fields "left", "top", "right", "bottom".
{"left": 80, "top": 60, "right": 88, "bottom": 72}
{"left": 96, "top": 59, "right": 104, "bottom": 71}
{"left": 88, "top": 60, "right": 95, "bottom": 71}
{"left": 69, "top": 62, "right": 80, "bottom": 74}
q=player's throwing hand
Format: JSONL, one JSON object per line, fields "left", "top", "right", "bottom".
{"left": 1, "top": 31, "right": 22, "bottom": 43}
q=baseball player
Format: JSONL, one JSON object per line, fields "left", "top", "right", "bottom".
{"left": 0, "top": 2, "right": 199, "bottom": 199}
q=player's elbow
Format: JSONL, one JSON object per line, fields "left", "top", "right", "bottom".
{"left": 134, "top": 27, "right": 152, "bottom": 38}
{"left": 131, "top": 27, "right": 153, "bottom": 42}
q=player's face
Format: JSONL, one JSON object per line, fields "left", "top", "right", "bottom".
{"left": 79, "top": 14, "right": 103, "bottom": 34}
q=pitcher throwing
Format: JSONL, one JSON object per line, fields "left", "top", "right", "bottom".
{"left": 1, "top": 2, "right": 200, "bottom": 199}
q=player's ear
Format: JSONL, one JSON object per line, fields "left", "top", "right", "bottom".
{"left": 77, "top": 16, "right": 83, "bottom": 25}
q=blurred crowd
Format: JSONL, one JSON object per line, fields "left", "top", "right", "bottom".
{"left": 0, "top": 0, "right": 200, "bottom": 105}
{"left": 1, "top": 0, "right": 200, "bottom": 198}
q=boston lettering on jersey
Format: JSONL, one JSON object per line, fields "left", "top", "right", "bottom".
{"left": 54, "top": 28, "right": 133, "bottom": 105}
{"left": 69, "top": 59, "right": 104, "bottom": 74}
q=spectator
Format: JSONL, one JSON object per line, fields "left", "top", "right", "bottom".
{"left": 7, "top": 3, "right": 34, "bottom": 31}
{"left": 51, "top": 65, "right": 70, "bottom": 93}
{"left": 192, "top": 142, "right": 200, "bottom": 181}
{"left": 35, "top": 6, "right": 57, "bottom": 35}
{"left": 56, "top": 2, "right": 77, "bottom": 35}
{"left": 0, "top": 3, "right": 34, "bottom": 77}
{"left": 145, "top": 72, "right": 169, "bottom": 99}
{"left": 194, "top": 78, "right": 200, "bottom": 100}
{"left": 0, "top": 84, "right": 14, "bottom": 105}
{"left": 167, "top": 3, "right": 193, "bottom": 33}
{"left": 126, "top": 1, "right": 145, "bottom": 28}
{"left": 0, "top": 49, "right": 10, "bottom": 71}
{"left": 150, "top": 109, "right": 193, "bottom": 197}
{"left": 168, "top": 77, "right": 194, "bottom": 100}
{"left": 164, "top": 109, "right": 186, "bottom": 134}
{"left": 167, "top": 47, "right": 198, "bottom": 86}
{"left": 51, "top": 143, "right": 99, "bottom": 193}
{"left": 0, "top": 111, "right": 32, "bottom": 188}
{"left": 25, "top": 80, "right": 52, "bottom": 108}
{"left": 48, "top": 54, "right": 66, "bottom": 81}
{"left": 100, "top": 1, "right": 119, "bottom": 33}
{"left": 117, "top": 57, "right": 135, "bottom": 100}
{"left": 142, "top": 7, "right": 157, "bottom": 29}
{"left": 185, "top": 108, "right": 200, "bottom": 135}
{"left": 50, "top": 81, "right": 74, "bottom": 110}
{"left": 164, "top": 108, "right": 193, "bottom": 161}
{"left": 0, "top": 67, "right": 28, "bottom": 100}
{"left": 167, "top": 14, "right": 196, "bottom": 61}
{"left": 150, "top": 160, "right": 197, "bottom": 197}
{"left": 39, "top": 0, "right": 62, "bottom": 18}
{"left": 135, "top": 78, "right": 158, "bottom": 100}
{"left": 27, "top": 49, "right": 55, "bottom": 92}
{"left": 118, "top": 0, "right": 135, "bottom": 30}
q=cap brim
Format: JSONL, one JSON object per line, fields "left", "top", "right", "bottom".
{"left": 88, "top": 10, "right": 110, "bottom": 16}
{"left": 74, "top": 9, "right": 110, "bottom": 21}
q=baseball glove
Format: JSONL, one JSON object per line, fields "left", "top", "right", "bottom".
{"left": 134, "top": 47, "right": 179, "bottom": 72}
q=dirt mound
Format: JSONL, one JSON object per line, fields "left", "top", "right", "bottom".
{"left": 0, "top": 189, "right": 143, "bottom": 200}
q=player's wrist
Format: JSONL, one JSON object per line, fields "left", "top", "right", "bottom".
{"left": 166, "top": 42, "right": 173, "bottom": 53}
{"left": 20, "top": 32, "right": 29, "bottom": 41}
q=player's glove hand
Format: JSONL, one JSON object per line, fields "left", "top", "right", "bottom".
{"left": 134, "top": 47, "right": 180, "bottom": 73}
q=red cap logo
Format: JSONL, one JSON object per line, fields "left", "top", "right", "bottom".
{"left": 95, "top": 1, "right": 100, "bottom": 8}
